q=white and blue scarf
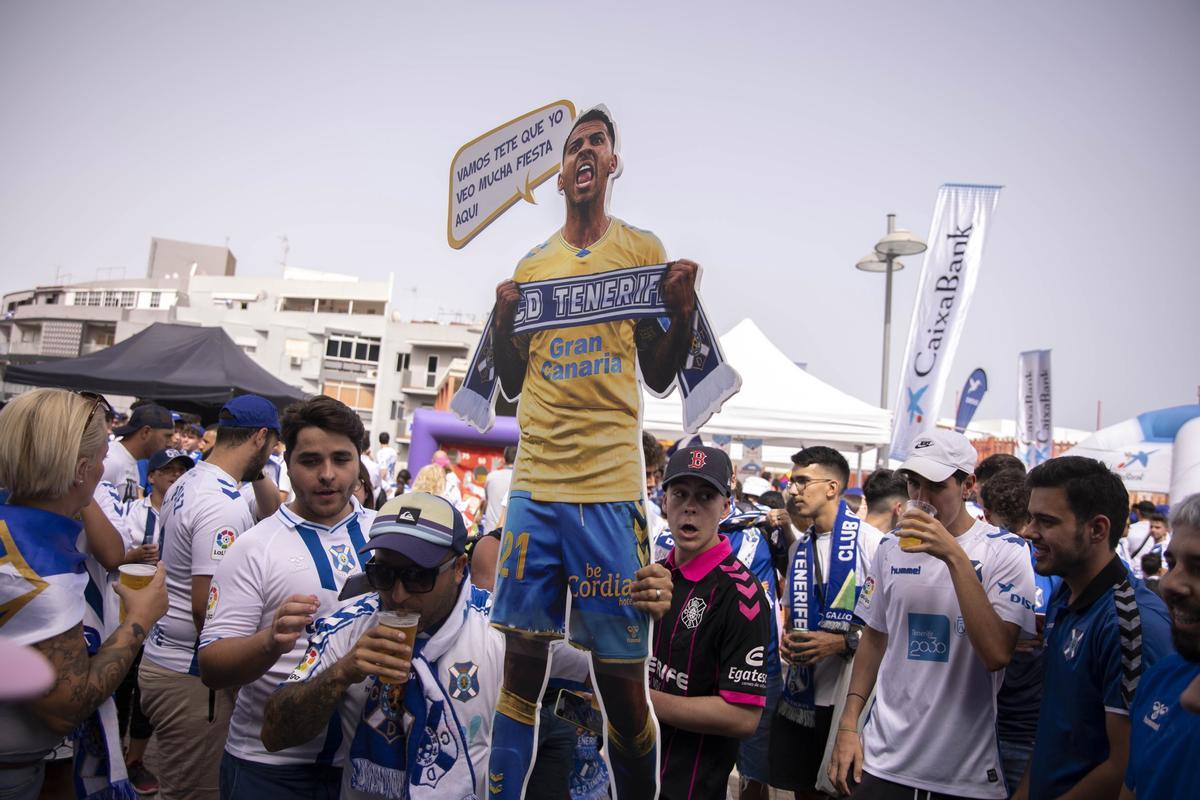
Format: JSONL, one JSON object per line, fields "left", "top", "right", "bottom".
{"left": 348, "top": 581, "right": 477, "bottom": 800}
{"left": 450, "top": 264, "right": 739, "bottom": 434}
{"left": 779, "top": 501, "right": 860, "bottom": 727}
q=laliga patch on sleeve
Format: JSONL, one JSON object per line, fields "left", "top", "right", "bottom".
{"left": 205, "top": 584, "right": 220, "bottom": 620}
{"left": 907, "top": 612, "right": 950, "bottom": 663}
{"left": 212, "top": 528, "right": 236, "bottom": 560}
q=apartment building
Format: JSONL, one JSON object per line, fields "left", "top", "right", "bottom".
{"left": 0, "top": 239, "right": 482, "bottom": 462}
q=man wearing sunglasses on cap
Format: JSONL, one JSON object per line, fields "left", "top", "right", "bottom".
{"left": 260, "top": 491, "right": 676, "bottom": 800}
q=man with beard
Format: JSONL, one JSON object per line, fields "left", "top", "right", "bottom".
{"left": 486, "top": 106, "right": 699, "bottom": 800}
{"left": 1120, "top": 493, "right": 1200, "bottom": 799}
{"left": 139, "top": 395, "right": 282, "bottom": 800}
{"left": 199, "top": 396, "right": 375, "bottom": 797}
{"left": 1014, "top": 457, "right": 1172, "bottom": 800}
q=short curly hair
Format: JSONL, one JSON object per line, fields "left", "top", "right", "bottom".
{"left": 979, "top": 469, "right": 1031, "bottom": 533}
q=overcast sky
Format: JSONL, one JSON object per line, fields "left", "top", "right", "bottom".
{"left": 2, "top": 1, "right": 1196, "bottom": 432}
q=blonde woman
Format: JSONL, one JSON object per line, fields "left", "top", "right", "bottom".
{"left": 0, "top": 389, "right": 167, "bottom": 799}
{"left": 411, "top": 462, "right": 447, "bottom": 497}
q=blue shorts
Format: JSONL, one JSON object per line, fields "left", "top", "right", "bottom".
{"left": 491, "top": 491, "right": 650, "bottom": 661}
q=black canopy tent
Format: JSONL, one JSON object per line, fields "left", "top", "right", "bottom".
{"left": 4, "top": 323, "right": 308, "bottom": 418}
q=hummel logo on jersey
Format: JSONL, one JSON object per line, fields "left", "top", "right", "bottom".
{"left": 1143, "top": 700, "right": 1170, "bottom": 730}
{"left": 891, "top": 565, "right": 921, "bottom": 575}
{"left": 398, "top": 507, "right": 421, "bottom": 524}
{"left": 745, "top": 645, "right": 765, "bottom": 667}
{"left": 689, "top": 450, "right": 707, "bottom": 469}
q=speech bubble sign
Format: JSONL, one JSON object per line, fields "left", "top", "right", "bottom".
{"left": 447, "top": 99, "right": 576, "bottom": 250}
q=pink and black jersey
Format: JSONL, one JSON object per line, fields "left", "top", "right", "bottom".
{"left": 651, "top": 536, "right": 771, "bottom": 800}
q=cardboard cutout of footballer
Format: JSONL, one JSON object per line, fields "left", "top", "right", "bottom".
{"left": 451, "top": 105, "right": 740, "bottom": 800}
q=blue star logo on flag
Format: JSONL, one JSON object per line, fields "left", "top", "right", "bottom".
{"left": 1117, "top": 450, "right": 1157, "bottom": 469}
{"left": 907, "top": 385, "right": 929, "bottom": 424}
{"left": 449, "top": 661, "right": 479, "bottom": 701}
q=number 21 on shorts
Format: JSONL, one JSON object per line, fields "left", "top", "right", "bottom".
{"left": 499, "top": 530, "right": 530, "bottom": 580}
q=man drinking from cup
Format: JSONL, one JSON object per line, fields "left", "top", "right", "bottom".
{"left": 828, "top": 429, "right": 1038, "bottom": 799}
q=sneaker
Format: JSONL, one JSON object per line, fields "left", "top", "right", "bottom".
{"left": 126, "top": 761, "right": 159, "bottom": 795}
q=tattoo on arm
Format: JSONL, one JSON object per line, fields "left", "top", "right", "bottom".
{"left": 34, "top": 622, "right": 147, "bottom": 734}
{"left": 262, "top": 662, "right": 351, "bottom": 752}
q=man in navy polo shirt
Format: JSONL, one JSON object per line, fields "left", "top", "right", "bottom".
{"left": 1121, "top": 493, "right": 1200, "bottom": 799}
{"left": 1015, "top": 457, "right": 1173, "bottom": 800}
{"left": 650, "top": 445, "right": 772, "bottom": 800}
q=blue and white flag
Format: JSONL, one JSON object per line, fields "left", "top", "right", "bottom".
{"left": 451, "top": 264, "right": 740, "bottom": 434}
{"left": 891, "top": 184, "right": 1001, "bottom": 460}
{"left": 1017, "top": 349, "right": 1053, "bottom": 468}
{"left": 954, "top": 368, "right": 988, "bottom": 433}
{"left": 0, "top": 505, "right": 88, "bottom": 644}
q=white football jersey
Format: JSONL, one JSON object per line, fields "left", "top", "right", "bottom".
{"left": 123, "top": 496, "right": 161, "bottom": 551}
{"left": 144, "top": 461, "right": 258, "bottom": 674}
{"left": 200, "top": 501, "right": 375, "bottom": 765}
{"left": 854, "top": 519, "right": 1036, "bottom": 798}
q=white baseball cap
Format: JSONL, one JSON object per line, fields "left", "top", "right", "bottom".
{"left": 899, "top": 430, "right": 978, "bottom": 482}
{"left": 741, "top": 476, "right": 772, "bottom": 498}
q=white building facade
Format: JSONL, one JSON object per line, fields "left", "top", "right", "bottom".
{"left": 0, "top": 239, "right": 481, "bottom": 463}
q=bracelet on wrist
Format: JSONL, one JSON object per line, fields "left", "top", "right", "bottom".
{"left": 836, "top": 727, "right": 859, "bottom": 735}
{"left": 847, "top": 691, "right": 868, "bottom": 703}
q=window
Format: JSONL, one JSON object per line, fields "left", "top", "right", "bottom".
{"left": 324, "top": 334, "right": 382, "bottom": 365}
{"left": 425, "top": 355, "right": 439, "bottom": 388}
{"left": 389, "top": 400, "right": 405, "bottom": 421}
{"left": 120, "top": 291, "right": 136, "bottom": 308}
{"left": 322, "top": 380, "right": 375, "bottom": 411}
{"left": 103, "top": 291, "right": 119, "bottom": 308}
{"left": 396, "top": 352, "right": 410, "bottom": 372}
{"left": 149, "top": 292, "right": 161, "bottom": 309}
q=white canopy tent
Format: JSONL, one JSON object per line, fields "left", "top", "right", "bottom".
{"left": 1063, "top": 404, "right": 1200, "bottom": 495}
{"left": 641, "top": 318, "right": 892, "bottom": 462}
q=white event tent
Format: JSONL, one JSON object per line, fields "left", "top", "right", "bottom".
{"left": 641, "top": 318, "right": 892, "bottom": 464}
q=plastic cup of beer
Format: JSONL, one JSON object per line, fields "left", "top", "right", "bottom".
{"left": 117, "top": 564, "right": 156, "bottom": 622}
{"left": 377, "top": 609, "right": 420, "bottom": 646}
{"left": 899, "top": 500, "right": 938, "bottom": 552}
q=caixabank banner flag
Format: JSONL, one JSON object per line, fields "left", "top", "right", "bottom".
{"left": 1017, "top": 349, "right": 1053, "bottom": 468}
{"left": 890, "top": 184, "right": 1001, "bottom": 460}
{"left": 953, "top": 367, "right": 988, "bottom": 433}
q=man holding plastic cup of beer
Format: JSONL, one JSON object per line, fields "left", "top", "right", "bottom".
{"left": 829, "top": 429, "right": 1038, "bottom": 799}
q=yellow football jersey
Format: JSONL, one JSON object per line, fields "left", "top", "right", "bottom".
{"left": 510, "top": 218, "right": 667, "bottom": 503}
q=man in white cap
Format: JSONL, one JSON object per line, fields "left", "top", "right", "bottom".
{"left": 829, "top": 429, "right": 1037, "bottom": 799}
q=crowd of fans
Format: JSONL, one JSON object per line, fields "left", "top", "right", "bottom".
{"left": 0, "top": 386, "right": 1196, "bottom": 800}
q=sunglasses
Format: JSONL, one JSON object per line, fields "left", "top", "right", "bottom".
{"left": 364, "top": 557, "right": 456, "bottom": 595}
{"left": 78, "top": 391, "right": 113, "bottom": 435}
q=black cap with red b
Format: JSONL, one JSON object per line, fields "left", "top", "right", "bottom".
{"left": 662, "top": 445, "right": 732, "bottom": 497}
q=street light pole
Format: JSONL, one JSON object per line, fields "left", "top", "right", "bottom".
{"left": 856, "top": 213, "right": 927, "bottom": 466}
{"left": 880, "top": 214, "right": 897, "bottom": 411}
